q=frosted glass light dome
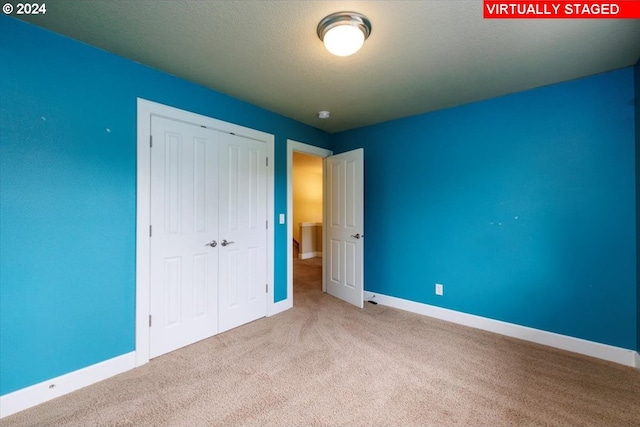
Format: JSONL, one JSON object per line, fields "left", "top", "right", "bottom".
{"left": 317, "top": 12, "right": 371, "bottom": 57}
{"left": 323, "top": 24, "right": 366, "bottom": 57}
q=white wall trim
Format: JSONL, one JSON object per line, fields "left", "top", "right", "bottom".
{"left": 364, "top": 291, "right": 637, "bottom": 368}
{"left": 299, "top": 252, "right": 322, "bottom": 260}
{"left": 136, "top": 99, "right": 152, "bottom": 366}
{"left": 0, "top": 352, "right": 135, "bottom": 419}
{"left": 286, "top": 140, "right": 332, "bottom": 309}
{"left": 635, "top": 351, "right": 640, "bottom": 370}
{"left": 136, "top": 98, "right": 275, "bottom": 366}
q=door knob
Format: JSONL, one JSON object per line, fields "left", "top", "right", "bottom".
{"left": 221, "top": 239, "right": 235, "bottom": 247}
{"left": 351, "top": 233, "right": 363, "bottom": 239}
{"left": 205, "top": 240, "right": 217, "bottom": 247}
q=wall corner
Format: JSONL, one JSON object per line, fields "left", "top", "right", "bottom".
{"left": 634, "top": 60, "right": 640, "bottom": 354}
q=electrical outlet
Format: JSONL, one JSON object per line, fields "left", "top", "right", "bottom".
{"left": 435, "top": 283, "right": 443, "bottom": 296}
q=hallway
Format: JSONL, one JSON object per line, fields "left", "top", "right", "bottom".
{"left": 293, "top": 255, "right": 322, "bottom": 305}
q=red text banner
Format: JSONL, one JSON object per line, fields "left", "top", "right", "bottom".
{"left": 483, "top": 1, "right": 640, "bottom": 18}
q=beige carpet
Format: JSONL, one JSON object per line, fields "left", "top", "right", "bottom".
{"left": 2, "top": 256, "right": 640, "bottom": 426}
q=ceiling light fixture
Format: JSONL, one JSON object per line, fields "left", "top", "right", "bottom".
{"left": 318, "top": 111, "right": 330, "bottom": 119}
{"left": 317, "top": 12, "right": 372, "bottom": 57}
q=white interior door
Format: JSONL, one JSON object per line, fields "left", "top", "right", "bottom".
{"left": 218, "top": 132, "right": 268, "bottom": 333}
{"left": 149, "top": 117, "right": 219, "bottom": 358}
{"left": 324, "top": 148, "right": 364, "bottom": 308}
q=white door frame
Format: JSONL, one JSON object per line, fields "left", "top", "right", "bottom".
{"left": 136, "top": 99, "right": 274, "bottom": 367}
{"left": 285, "top": 140, "right": 332, "bottom": 309}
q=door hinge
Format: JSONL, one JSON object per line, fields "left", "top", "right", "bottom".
{"left": 266, "top": 220, "right": 268, "bottom": 229}
{"left": 150, "top": 135, "right": 152, "bottom": 148}
{"left": 149, "top": 315, "right": 152, "bottom": 327}
{"left": 266, "top": 157, "right": 269, "bottom": 167}
{"left": 266, "top": 284, "right": 268, "bottom": 293}
{"left": 149, "top": 225, "right": 152, "bottom": 237}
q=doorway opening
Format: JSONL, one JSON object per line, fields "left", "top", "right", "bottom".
{"left": 286, "top": 140, "right": 332, "bottom": 307}
{"left": 292, "top": 151, "right": 324, "bottom": 297}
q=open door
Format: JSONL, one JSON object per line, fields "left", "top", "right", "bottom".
{"left": 324, "top": 148, "right": 364, "bottom": 308}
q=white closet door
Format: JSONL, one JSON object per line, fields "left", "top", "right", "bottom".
{"left": 218, "top": 132, "right": 268, "bottom": 333}
{"left": 149, "top": 117, "right": 219, "bottom": 358}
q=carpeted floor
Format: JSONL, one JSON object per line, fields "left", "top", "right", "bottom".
{"left": 2, "top": 256, "right": 639, "bottom": 426}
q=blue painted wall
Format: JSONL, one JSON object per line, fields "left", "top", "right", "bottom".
{"left": 333, "top": 68, "right": 637, "bottom": 350}
{"left": 635, "top": 61, "right": 640, "bottom": 354}
{"left": 0, "top": 16, "right": 330, "bottom": 395}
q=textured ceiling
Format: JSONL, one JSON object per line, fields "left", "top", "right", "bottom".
{"left": 17, "top": 1, "right": 640, "bottom": 133}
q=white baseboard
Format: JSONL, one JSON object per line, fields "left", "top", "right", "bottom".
{"left": 0, "top": 351, "right": 136, "bottom": 419}
{"left": 364, "top": 291, "right": 637, "bottom": 368}
{"left": 635, "top": 351, "right": 640, "bottom": 370}
{"left": 298, "top": 251, "right": 322, "bottom": 260}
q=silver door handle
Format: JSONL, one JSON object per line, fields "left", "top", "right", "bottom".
{"left": 351, "top": 233, "right": 363, "bottom": 239}
{"left": 221, "top": 239, "right": 235, "bottom": 247}
{"left": 205, "top": 240, "right": 217, "bottom": 247}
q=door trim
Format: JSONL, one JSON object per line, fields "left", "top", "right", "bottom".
{"left": 285, "top": 140, "right": 332, "bottom": 309}
{"left": 136, "top": 99, "right": 274, "bottom": 366}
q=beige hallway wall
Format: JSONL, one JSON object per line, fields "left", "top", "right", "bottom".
{"left": 292, "top": 152, "right": 323, "bottom": 245}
